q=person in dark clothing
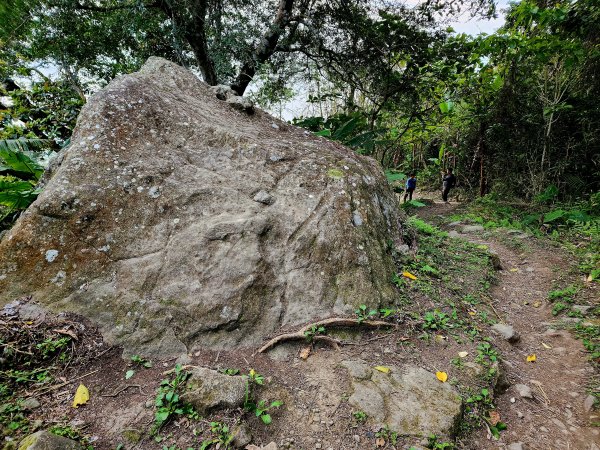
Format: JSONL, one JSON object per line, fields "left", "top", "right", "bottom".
{"left": 404, "top": 173, "right": 417, "bottom": 202}
{"left": 442, "top": 168, "right": 456, "bottom": 203}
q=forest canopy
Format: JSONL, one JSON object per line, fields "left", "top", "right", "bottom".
{"left": 0, "top": 0, "right": 598, "bottom": 225}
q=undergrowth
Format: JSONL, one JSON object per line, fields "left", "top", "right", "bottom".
{"left": 442, "top": 191, "right": 599, "bottom": 411}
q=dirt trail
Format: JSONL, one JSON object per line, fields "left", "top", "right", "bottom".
{"left": 418, "top": 200, "right": 599, "bottom": 450}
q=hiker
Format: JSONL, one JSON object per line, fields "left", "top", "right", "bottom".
{"left": 442, "top": 168, "right": 456, "bottom": 203}
{"left": 404, "top": 173, "right": 417, "bottom": 202}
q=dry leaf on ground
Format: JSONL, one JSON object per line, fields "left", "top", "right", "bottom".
{"left": 489, "top": 410, "right": 501, "bottom": 426}
{"left": 299, "top": 346, "right": 311, "bottom": 360}
{"left": 402, "top": 271, "right": 417, "bottom": 280}
{"left": 376, "top": 437, "right": 386, "bottom": 447}
{"left": 374, "top": 366, "right": 391, "bottom": 374}
{"left": 526, "top": 354, "right": 537, "bottom": 362}
{"left": 436, "top": 371, "right": 448, "bottom": 382}
{"left": 458, "top": 351, "right": 469, "bottom": 358}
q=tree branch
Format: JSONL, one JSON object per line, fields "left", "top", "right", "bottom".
{"left": 230, "top": 0, "right": 296, "bottom": 95}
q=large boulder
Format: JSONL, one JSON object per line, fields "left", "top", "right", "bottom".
{"left": 0, "top": 57, "right": 407, "bottom": 357}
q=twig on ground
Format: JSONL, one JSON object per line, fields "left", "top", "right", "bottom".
{"left": 256, "top": 317, "right": 394, "bottom": 354}
{"left": 101, "top": 384, "right": 145, "bottom": 397}
{"left": 27, "top": 369, "right": 100, "bottom": 397}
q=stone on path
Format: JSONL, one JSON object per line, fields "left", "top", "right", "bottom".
{"left": 343, "top": 363, "right": 462, "bottom": 437}
{"left": 491, "top": 323, "right": 520, "bottom": 344}
{"left": 18, "top": 431, "right": 82, "bottom": 450}
{"left": 462, "top": 225, "right": 484, "bottom": 233}
{"left": 584, "top": 394, "right": 596, "bottom": 412}
{"left": 181, "top": 367, "right": 246, "bottom": 413}
{"left": 515, "top": 384, "right": 533, "bottom": 399}
{"left": 507, "top": 443, "right": 524, "bottom": 450}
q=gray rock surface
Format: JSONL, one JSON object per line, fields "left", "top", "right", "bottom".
{"left": 515, "top": 384, "right": 533, "bottom": 399}
{"left": 253, "top": 190, "right": 275, "bottom": 205}
{"left": 21, "top": 397, "right": 41, "bottom": 410}
{"left": 342, "top": 363, "right": 462, "bottom": 437}
{"left": 18, "top": 431, "right": 82, "bottom": 450}
{"left": 491, "top": 323, "right": 520, "bottom": 343}
{"left": 0, "top": 57, "right": 407, "bottom": 357}
{"left": 507, "top": 443, "right": 524, "bottom": 450}
{"left": 182, "top": 367, "right": 246, "bottom": 413}
{"left": 231, "top": 423, "right": 252, "bottom": 448}
{"left": 340, "top": 360, "right": 371, "bottom": 380}
{"left": 572, "top": 305, "right": 591, "bottom": 314}
{"left": 584, "top": 394, "right": 596, "bottom": 412}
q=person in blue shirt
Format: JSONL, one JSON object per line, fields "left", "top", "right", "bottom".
{"left": 404, "top": 173, "right": 417, "bottom": 202}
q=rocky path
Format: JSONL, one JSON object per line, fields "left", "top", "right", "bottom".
{"left": 418, "top": 200, "right": 599, "bottom": 450}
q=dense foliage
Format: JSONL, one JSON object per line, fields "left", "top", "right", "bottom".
{"left": 0, "top": 0, "right": 597, "bottom": 230}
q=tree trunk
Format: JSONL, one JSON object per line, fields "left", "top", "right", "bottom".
{"left": 230, "top": 0, "right": 295, "bottom": 95}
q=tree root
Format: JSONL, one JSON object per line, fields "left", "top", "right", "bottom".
{"left": 257, "top": 317, "right": 395, "bottom": 354}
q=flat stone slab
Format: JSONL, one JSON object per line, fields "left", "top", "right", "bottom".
{"left": 343, "top": 363, "right": 462, "bottom": 437}
{"left": 462, "top": 225, "right": 484, "bottom": 233}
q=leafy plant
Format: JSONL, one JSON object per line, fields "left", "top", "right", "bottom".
{"left": 218, "top": 368, "right": 240, "bottom": 376}
{"left": 254, "top": 399, "right": 284, "bottom": 425}
{"left": 304, "top": 325, "right": 326, "bottom": 342}
{"left": 355, "top": 304, "right": 377, "bottom": 323}
{"left": 427, "top": 433, "right": 454, "bottom": 449}
{"left": 153, "top": 364, "right": 193, "bottom": 433}
{"left": 199, "top": 421, "right": 233, "bottom": 449}
{"left": 243, "top": 370, "right": 283, "bottom": 425}
{"left": 552, "top": 302, "right": 568, "bottom": 316}
{"left": 353, "top": 410, "right": 368, "bottom": 423}
{"left": 35, "top": 337, "right": 70, "bottom": 359}
{"left": 131, "top": 354, "right": 152, "bottom": 368}
{"left": 422, "top": 310, "right": 451, "bottom": 331}
{"left": 475, "top": 341, "right": 498, "bottom": 366}
{"left": 376, "top": 425, "right": 398, "bottom": 445}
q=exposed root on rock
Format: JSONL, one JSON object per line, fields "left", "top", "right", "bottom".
{"left": 256, "top": 317, "right": 395, "bottom": 354}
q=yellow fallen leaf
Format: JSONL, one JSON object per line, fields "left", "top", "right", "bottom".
{"left": 434, "top": 335, "right": 447, "bottom": 344}
{"left": 526, "top": 354, "right": 537, "bottom": 362}
{"left": 509, "top": 268, "right": 519, "bottom": 273}
{"left": 477, "top": 245, "right": 488, "bottom": 250}
{"left": 436, "top": 371, "right": 448, "bottom": 382}
{"left": 458, "top": 351, "right": 469, "bottom": 358}
{"left": 587, "top": 274, "right": 593, "bottom": 282}
{"left": 541, "top": 342, "right": 552, "bottom": 349}
{"left": 533, "top": 301, "right": 541, "bottom": 308}
{"left": 72, "top": 383, "right": 89, "bottom": 408}
{"left": 402, "top": 271, "right": 417, "bottom": 280}
{"left": 374, "top": 366, "right": 391, "bottom": 374}
{"left": 468, "top": 311, "right": 476, "bottom": 316}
